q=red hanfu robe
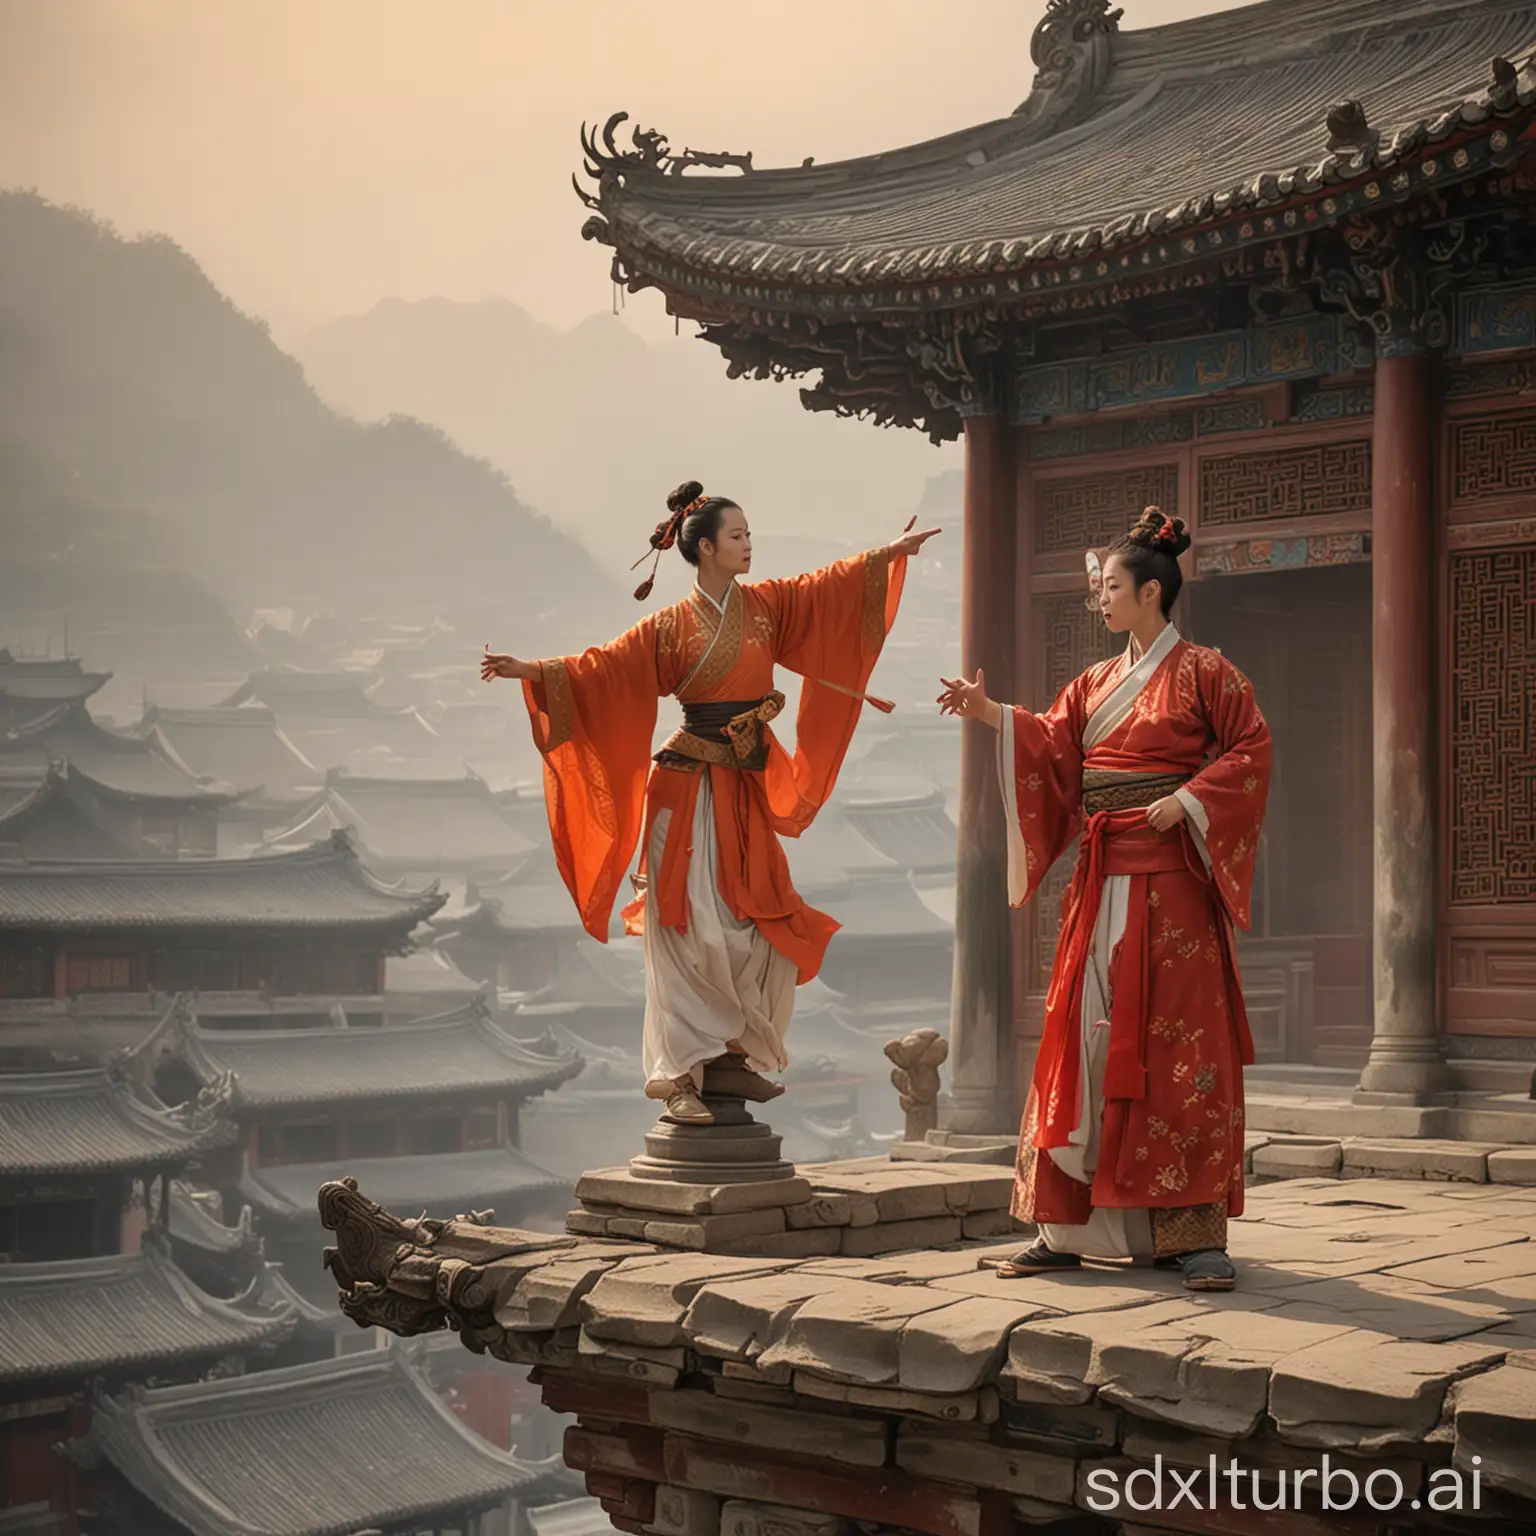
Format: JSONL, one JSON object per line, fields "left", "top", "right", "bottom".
{"left": 1001, "top": 625, "right": 1271, "bottom": 1234}
{"left": 522, "top": 549, "right": 906, "bottom": 1080}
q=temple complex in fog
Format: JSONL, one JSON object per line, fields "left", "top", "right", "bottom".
{"left": 7, "top": 0, "right": 1536, "bottom": 1531}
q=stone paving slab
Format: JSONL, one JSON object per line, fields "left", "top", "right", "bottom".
{"left": 323, "top": 1166, "right": 1536, "bottom": 1521}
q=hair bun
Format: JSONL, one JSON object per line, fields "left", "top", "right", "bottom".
{"left": 667, "top": 479, "right": 705, "bottom": 514}
{"left": 1130, "top": 506, "right": 1191, "bottom": 559}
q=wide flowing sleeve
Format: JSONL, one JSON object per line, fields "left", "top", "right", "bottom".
{"left": 754, "top": 546, "right": 907, "bottom": 832}
{"left": 522, "top": 617, "right": 660, "bottom": 941}
{"left": 997, "top": 681, "right": 1086, "bottom": 908}
{"left": 1180, "top": 650, "right": 1272, "bottom": 930}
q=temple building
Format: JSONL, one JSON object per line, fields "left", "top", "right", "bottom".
{"left": 0, "top": 829, "right": 444, "bottom": 1032}
{"left": 0, "top": 652, "right": 116, "bottom": 737}
{"left": 70, "top": 1345, "right": 551, "bottom": 1536}
{"left": 262, "top": 767, "right": 536, "bottom": 880}
{"left": 0, "top": 702, "right": 239, "bottom": 858}
{"left": 0, "top": 1059, "right": 297, "bottom": 1532}
{"left": 0, "top": 765, "right": 138, "bottom": 861}
{"left": 577, "top": 0, "right": 1536, "bottom": 1125}
{"left": 133, "top": 702, "right": 322, "bottom": 849}
{"left": 221, "top": 665, "right": 444, "bottom": 770}
{"left": 839, "top": 779, "right": 958, "bottom": 890}
{"left": 133, "top": 997, "right": 581, "bottom": 1306}
{"left": 437, "top": 850, "right": 614, "bottom": 998}
{"left": 785, "top": 800, "right": 954, "bottom": 1009}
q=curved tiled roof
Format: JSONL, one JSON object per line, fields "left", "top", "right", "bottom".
{"left": 239, "top": 1144, "right": 567, "bottom": 1225}
{"left": 582, "top": 0, "right": 1536, "bottom": 311}
{"left": 0, "top": 1065, "right": 235, "bottom": 1177}
{"left": 0, "top": 766, "right": 138, "bottom": 858}
{"left": 0, "top": 1244, "right": 294, "bottom": 1385}
{"left": 0, "top": 705, "right": 238, "bottom": 804}
{"left": 0, "top": 652, "right": 111, "bottom": 705}
{"left": 264, "top": 770, "right": 536, "bottom": 871}
{"left": 139, "top": 703, "right": 321, "bottom": 801}
{"left": 0, "top": 830, "right": 444, "bottom": 931}
{"left": 169, "top": 999, "right": 583, "bottom": 1111}
{"left": 81, "top": 1346, "right": 540, "bottom": 1536}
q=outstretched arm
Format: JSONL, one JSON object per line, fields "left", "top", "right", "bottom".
{"left": 937, "top": 669, "right": 1002, "bottom": 731}
{"left": 481, "top": 647, "right": 542, "bottom": 684}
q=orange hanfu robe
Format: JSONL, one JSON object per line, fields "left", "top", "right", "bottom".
{"left": 999, "top": 624, "right": 1271, "bottom": 1257}
{"left": 524, "top": 548, "right": 906, "bottom": 1085}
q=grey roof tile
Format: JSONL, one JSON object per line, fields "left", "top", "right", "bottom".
{"left": 0, "top": 1244, "right": 295, "bottom": 1385}
{"left": 0, "top": 706, "right": 237, "bottom": 804}
{"left": 82, "top": 1345, "right": 540, "bottom": 1536}
{"left": 0, "top": 830, "right": 444, "bottom": 931}
{"left": 583, "top": 0, "right": 1536, "bottom": 299}
{"left": 266, "top": 772, "right": 535, "bottom": 871}
{"left": 0, "top": 1065, "right": 235, "bottom": 1178}
{"left": 139, "top": 704, "right": 320, "bottom": 801}
{"left": 239, "top": 1145, "right": 567, "bottom": 1226}
{"left": 167, "top": 1000, "right": 582, "bottom": 1111}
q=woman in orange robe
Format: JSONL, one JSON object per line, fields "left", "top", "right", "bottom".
{"left": 939, "top": 508, "right": 1270, "bottom": 1291}
{"left": 484, "top": 480, "right": 938, "bottom": 1124}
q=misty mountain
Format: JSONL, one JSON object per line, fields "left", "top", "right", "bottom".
{"left": 0, "top": 194, "right": 612, "bottom": 642}
{"left": 292, "top": 297, "right": 959, "bottom": 573}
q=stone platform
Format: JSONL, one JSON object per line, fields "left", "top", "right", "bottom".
{"left": 569, "top": 1159, "right": 1018, "bottom": 1258}
{"left": 321, "top": 1165, "right": 1536, "bottom": 1532}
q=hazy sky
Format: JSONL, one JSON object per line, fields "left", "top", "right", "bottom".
{"left": 1, "top": 0, "right": 1241, "bottom": 342}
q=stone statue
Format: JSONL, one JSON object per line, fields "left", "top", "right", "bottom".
{"left": 884, "top": 1028, "right": 949, "bottom": 1143}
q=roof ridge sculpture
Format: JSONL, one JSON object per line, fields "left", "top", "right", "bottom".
{"left": 1014, "top": 0, "right": 1123, "bottom": 130}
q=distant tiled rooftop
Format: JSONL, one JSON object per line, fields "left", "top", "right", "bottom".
{"left": 80, "top": 1345, "right": 542, "bottom": 1536}
{"left": 166, "top": 999, "right": 582, "bottom": 1112}
{"left": 0, "top": 830, "right": 444, "bottom": 932}
{"left": 0, "top": 1064, "right": 234, "bottom": 1178}
{"left": 0, "top": 1244, "right": 294, "bottom": 1385}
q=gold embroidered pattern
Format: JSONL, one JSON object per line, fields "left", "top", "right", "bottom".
{"left": 1150, "top": 1202, "right": 1228, "bottom": 1258}
{"left": 681, "top": 583, "right": 745, "bottom": 699}
{"left": 1011, "top": 1088, "right": 1042, "bottom": 1223}
{"left": 535, "top": 656, "right": 574, "bottom": 752}
{"left": 1081, "top": 771, "right": 1189, "bottom": 813}
{"left": 861, "top": 547, "right": 891, "bottom": 655}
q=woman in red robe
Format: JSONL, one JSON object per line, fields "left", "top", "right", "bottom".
{"left": 484, "top": 479, "right": 939, "bottom": 1125}
{"left": 939, "top": 508, "right": 1270, "bottom": 1291}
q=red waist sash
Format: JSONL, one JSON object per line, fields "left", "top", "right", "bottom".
{"left": 1033, "top": 809, "right": 1202, "bottom": 1150}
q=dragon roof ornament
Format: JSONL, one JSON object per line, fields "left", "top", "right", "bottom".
{"left": 1014, "top": 0, "right": 1124, "bottom": 130}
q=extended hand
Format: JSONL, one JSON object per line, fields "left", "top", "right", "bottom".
{"left": 891, "top": 526, "right": 942, "bottom": 558}
{"left": 1146, "top": 794, "right": 1188, "bottom": 833}
{"left": 481, "top": 649, "right": 537, "bottom": 683}
{"left": 937, "top": 669, "right": 1001, "bottom": 730}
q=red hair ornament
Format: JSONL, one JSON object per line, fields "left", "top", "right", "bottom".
{"left": 631, "top": 494, "right": 709, "bottom": 600}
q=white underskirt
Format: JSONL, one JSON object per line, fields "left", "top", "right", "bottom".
{"left": 640, "top": 775, "right": 797, "bottom": 1086}
{"left": 1038, "top": 870, "right": 1155, "bottom": 1261}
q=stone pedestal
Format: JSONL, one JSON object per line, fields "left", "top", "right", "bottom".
{"left": 629, "top": 1055, "right": 796, "bottom": 1185}
{"left": 630, "top": 1096, "right": 795, "bottom": 1185}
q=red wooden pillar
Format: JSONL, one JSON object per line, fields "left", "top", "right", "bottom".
{"left": 1356, "top": 351, "right": 1450, "bottom": 1100}
{"left": 944, "top": 413, "right": 1018, "bottom": 1134}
